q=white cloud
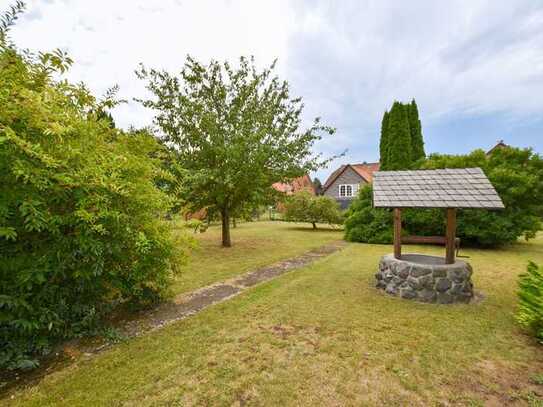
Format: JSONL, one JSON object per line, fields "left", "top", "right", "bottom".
{"left": 283, "top": 0, "right": 543, "bottom": 174}
{"left": 8, "top": 0, "right": 543, "bottom": 180}
{"left": 11, "top": 0, "right": 295, "bottom": 128}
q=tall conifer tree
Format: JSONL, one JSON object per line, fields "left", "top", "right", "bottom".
{"left": 387, "top": 102, "right": 412, "bottom": 170}
{"left": 379, "top": 99, "right": 425, "bottom": 170}
{"left": 379, "top": 110, "right": 390, "bottom": 170}
{"left": 407, "top": 99, "right": 425, "bottom": 161}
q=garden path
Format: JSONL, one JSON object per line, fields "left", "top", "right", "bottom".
{"left": 120, "top": 240, "right": 347, "bottom": 338}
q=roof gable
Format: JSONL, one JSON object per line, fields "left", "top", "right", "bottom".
{"left": 322, "top": 165, "right": 347, "bottom": 191}
{"left": 323, "top": 162, "right": 380, "bottom": 192}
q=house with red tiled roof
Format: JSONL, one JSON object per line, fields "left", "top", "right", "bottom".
{"left": 272, "top": 174, "right": 315, "bottom": 213}
{"left": 322, "top": 162, "right": 380, "bottom": 209}
{"left": 272, "top": 174, "right": 315, "bottom": 196}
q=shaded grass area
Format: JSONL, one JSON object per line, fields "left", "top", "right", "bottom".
{"left": 171, "top": 221, "right": 343, "bottom": 295}
{"left": 7, "top": 234, "right": 543, "bottom": 406}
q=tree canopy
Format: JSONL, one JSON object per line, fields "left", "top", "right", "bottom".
{"left": 137, "top": 56, "right": 335, "bottom": 246}
{"left": 284, "top": 192, "right": 343, "bottom": 229}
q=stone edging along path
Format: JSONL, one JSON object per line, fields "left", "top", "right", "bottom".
{"left": 120, "top": 240, "right": 347, "bottom": 339}
{"left": 1, "top": 240, "right": 348, "bottom": 398}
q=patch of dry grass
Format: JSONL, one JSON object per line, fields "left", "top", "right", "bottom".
{"left": 171, "top": 220, "right": 343, "bottom": 295}
{"left": 6, "top": 231, "right": 543, "bottom": 406}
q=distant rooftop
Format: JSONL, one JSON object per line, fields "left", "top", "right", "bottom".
{"left": 486, "top": 140, "right": 509, "bottom": 155}
{"left": 372, "top": 168, "right": 504, "bottom": 209}
{"left": 322, "top": 162, "right": 380, "bottom": 191}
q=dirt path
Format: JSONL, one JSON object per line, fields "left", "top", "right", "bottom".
{"left": 1, "top": 240, "right": 347, "bottom": 396}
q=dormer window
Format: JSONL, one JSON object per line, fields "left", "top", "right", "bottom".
{"left": 339, "top": 184, "right": 358, "bottom": 197}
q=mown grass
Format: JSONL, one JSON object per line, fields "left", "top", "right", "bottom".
{"left": 6, "top": 229, "right": 543, "bottom": 406}
{"left": 170, "top": 220, "right": 343, "bottom": 295}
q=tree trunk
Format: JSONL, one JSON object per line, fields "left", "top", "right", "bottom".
{"left": 312, "top": 222, "right": 317, "bottom": 230}
{"left": 221, "top": 208, "right": 231, "bottom": 247}
{"left": 233, "top": 217, "right": 237, "bottom": 228}
{"left": 394, "top": 208, "right": 402, "bottom": 259}
{"left": 445, "top": 208, "right": 457, "bottom": 264}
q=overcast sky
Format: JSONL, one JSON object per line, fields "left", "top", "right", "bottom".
{"left": 10, "top": 0, "right": 543, "bottom": 181}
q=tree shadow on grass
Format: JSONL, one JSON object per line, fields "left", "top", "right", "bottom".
{"left": 285, "top": 225, "right": 344, "bottom": 233}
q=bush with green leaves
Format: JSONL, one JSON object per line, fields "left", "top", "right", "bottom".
{"left": 0, "top": 4, "right": 184, "bottom": 370}
{"left": 284, "top": 192, "right": 343, "bottom": 229}
{"left": 517, "top": 262, "right": 543, "bottom": 344}
{"left": 344, "top": 186, "right": 392, "bottom": 243}
{"left": 421, "top": 147, "right": 543, "bottom": 246}
{"left": 345, "top": 147, "right": 543, "bottom": 247}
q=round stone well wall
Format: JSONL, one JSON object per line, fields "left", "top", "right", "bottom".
{"left": 375, "top": 254, "right": 473, "bottom": 304}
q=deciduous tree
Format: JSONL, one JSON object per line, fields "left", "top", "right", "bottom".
{"left": 137, "top": 56, "right": 335, "bottom": 246}
{"left": 284, "top": 192, "right": 343, "bottom": 229}
{"left": 0, "top": 2, "right": 185, "bottom": 369}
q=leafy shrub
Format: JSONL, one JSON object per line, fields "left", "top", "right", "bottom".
{"left": 284, "top": 192, "right": 343, "bottom": 229}
{"left": 517, "top": 262, "right": 543, "bottom": 344}
{"left": 421, "top": 148, "right": 543, "bottom": 246}
{"left": 345, "top": 147, "right": 543, "bottom": 247}
{"left": 0, "top": 8, "right": 184, "bottom": 370}
{"left": 344, "top": 186, "right": 392, "bottom": 243}
{"left": 344, "top": 185, "right": 445, "bottom": 244}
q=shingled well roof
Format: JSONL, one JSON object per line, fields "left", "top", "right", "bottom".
{"left": 372, "top": 168, "right": 504, "bottom": 209}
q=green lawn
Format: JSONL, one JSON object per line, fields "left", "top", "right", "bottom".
{"left": 6, "top": 226, "right": 543, "bottom": 406}
{"left": 171, "top": 220, "right": 343, "bottom": 295}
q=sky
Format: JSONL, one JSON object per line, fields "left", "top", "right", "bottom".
{"left": 9, "top": 0, "right": 543, "bottom": 181}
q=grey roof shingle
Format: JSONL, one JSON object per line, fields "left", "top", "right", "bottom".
{"left": 372, "top": 168, "right": 505, "bottom": 209}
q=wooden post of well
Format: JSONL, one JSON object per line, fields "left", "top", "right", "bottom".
{"left": 394, "top": 208, "right": 402, "bottom": 259}
{"left": 445, "top": 208, "right": 457, "bottom": 264}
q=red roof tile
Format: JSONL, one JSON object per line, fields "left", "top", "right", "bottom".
{"left": 352, "top": 162, "right": 380, "bottom": 182}
{"left": 272, "top": 174, "right": 314, "bottom": 195}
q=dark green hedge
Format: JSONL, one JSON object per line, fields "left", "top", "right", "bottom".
{"left": 345, "top": 147, "right": 543, "bottom": 247}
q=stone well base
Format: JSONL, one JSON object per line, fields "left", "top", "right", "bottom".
{"left": 375, "top": 254, "right": 473, "bottom": 304}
